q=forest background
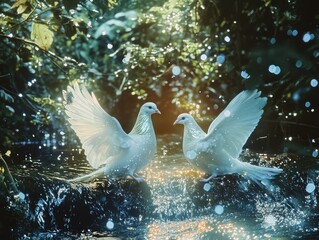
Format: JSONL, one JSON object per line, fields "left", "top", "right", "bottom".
{"left": 1, "top": 0, "right": 318, "bottom": 157}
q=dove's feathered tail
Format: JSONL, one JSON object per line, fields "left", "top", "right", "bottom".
{"left": 239, "top": 162, "right": 282, "bottom": 186}
{"left": 68, "top": 167, "right": 105, "bottom": 183}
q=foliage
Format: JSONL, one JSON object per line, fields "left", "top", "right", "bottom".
{"left": 197, "top": 0, "right": 319, "bottom": 154}
{"left": 0, "top": 0, "right": 318, "bottom": 155}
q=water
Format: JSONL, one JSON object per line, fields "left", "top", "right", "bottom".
{"left": 1, "top": 134, "right": 319, "bottom": 239}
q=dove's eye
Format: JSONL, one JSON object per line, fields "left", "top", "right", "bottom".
{"left": 148, "top": 106, "right": 152, "bottom": 109}
{"left": 181, "top": 117, "right": 186, "bottom": 120}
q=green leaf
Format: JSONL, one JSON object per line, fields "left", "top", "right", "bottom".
{"left": 31, "top": 23, "right": 54, "bottom": 51}
{"left": 12, "top": 0, "right": 27, "bottom": 9}
{"left": 12, "top": 0, "right": 29, "bottom": 14}
{"left": 17, "top": 4, "right": 28, "bottom": 14}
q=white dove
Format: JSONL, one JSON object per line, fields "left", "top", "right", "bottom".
{"left": 63, "top": 83, "right": 160, "bottom": 182}
{"left": 174, "top": 90, "right": 282, "bottom": 186}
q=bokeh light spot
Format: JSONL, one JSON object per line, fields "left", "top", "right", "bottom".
{"left": 306, "top": 183, "right": 316, "bottom": 193}
{"left": 310, "top": 79, "right": 318, "bottom": 88}
{"left": 203, "top": 183, "right": 211, "bottom": 192}
{"left": 215, "top": 205, "right": 224, "bottom": 215}
{"left": 268, "top": 64, "right": 281, "bottom": 75}
{"left": 295, "top": 60, "right": 302, "bottom": 68}
{"left": 172, "top": 66, "right": 181, "bottom": 76}
{"left": 106, "top": 219, "right": 114, "bottom": 230}
{"left": 305, "top": 101, "right": 311, "bottom": 108}
{"left": 241, "top": 70, "right": 250, "bottom": 79}
{"left": 216, "top": 54, "right": 225, "bottom": 64}
{"left": 268, "top": 65, "right": 275, "bottom": 73}
{"left": 302, "top": 32, "right": 312, "bottom": 43}
{"left": 200, "top": 54, "right": 207, "bottom": 61}
{"left": 292, "top": 29, "right": 298, "bottom": 36}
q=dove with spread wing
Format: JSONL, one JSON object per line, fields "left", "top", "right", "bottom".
{"left": 174, "top": 90, "right": 282, "bottom": 186}
{"left": 63, "top": 83, "right": 160, "bottom": 182}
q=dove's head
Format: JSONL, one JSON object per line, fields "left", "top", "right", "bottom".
{"left": 174, "top": 113, "right": 193, "bottom": 125}
{"left": 141, "top": 102, "right": 161, "bottom": 115}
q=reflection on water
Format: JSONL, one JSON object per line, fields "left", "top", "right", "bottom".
{"left": 1, "top": 134, "right": 319, "bottom": 239}
{"left": 147, "top": 217, "right": 258, "bottom": 240}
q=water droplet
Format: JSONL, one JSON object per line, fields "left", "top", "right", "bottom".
{"left": 295, "top": 60, "right": 302, "bottom": 68}
{"left": 200, "top": 54, "right": 207, "bottom": 61}
{"left": 270, "top": 37, "right": 276, "bottom": 44}
{"left": 268, "top": 64, "right": 281, "bottom": 75}
{"left": 107, "top": 43, "right": 113, "bottom": 49}
{"left": 106, "top": 219, "right": 114, "bottom": 230}
{"left": 224, "top": 36, "right": 230, "bottom": 42}
{"left": 268, "top": 65, "right": 276, "bottom": 73}
{"left": 310, "top": 79, "right": 318, "bottom": 88}
{"left": 302, "top": 32, "right": 312, "bottom": 43}
{"left": 306, "top": 183, "right": 315, "bottom": 193}
{"left": 241, "top": 70, "right": 250, "bottom": 79}
{"left": 214, "top": 205, "right": 224, "bottom": 215}
{"left": 203, "top": 183, "right": 211, "bottom": 191}
{"left": 216, "top": 54, "right": 225, "bottom": 64}
{"left": 312, "top": 150, "right": 318, "bottom": 158}
{"left": 172, "top": 66, "right": 181, "bottom": 76}
{"left": 305, "top": 101, "right": 311, "bottom": 108}
{"left": 274, "top": 66, "right": 281, "bottom": 75}
{"left": 292, "top": 29, "right": 298, "bottom": 36}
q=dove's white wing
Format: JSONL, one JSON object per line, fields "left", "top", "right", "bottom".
{"left": 63, "top": 83, "right": 133, "bottom": 169}
{"left": 202, "top": 90, "right": 267, "bottom": 159}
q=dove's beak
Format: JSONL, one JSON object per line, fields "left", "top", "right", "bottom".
{"left": 173, "top": 119, "right": 179, "bottom": 125}
{"left": 155, "top": 109, "right": 161, "bottom": 114}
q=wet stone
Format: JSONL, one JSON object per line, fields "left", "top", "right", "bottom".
{"left": 7, "top": 175, "right": 153, "bottom": 235}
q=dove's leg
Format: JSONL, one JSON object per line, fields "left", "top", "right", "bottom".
{"left": 199, "top": 172, "right": 218, "bottom": 182}
{"left": 200, "top": 175, "right": 215, "bottom": 182}
{"left": 128, "top": 174, "right": 145, "bottom": 183}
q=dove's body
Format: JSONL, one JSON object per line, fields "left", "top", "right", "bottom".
{"left": 63, "top": 83, "right": 159, "bottom": 182}
{"left": 175, "top": 90, "right": 282, "bottom": 185}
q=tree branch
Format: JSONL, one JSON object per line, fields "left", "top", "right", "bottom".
{"left": 0, "top": 33, "right": 65, "bottom": 62}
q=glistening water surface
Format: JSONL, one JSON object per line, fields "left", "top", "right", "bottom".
{"left": 3, "top": 134, "right": 319, "bottom": 239}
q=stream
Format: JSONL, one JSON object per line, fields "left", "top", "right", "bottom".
{"left": 1, "top": 134, "right": 319, "bottom": 239}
